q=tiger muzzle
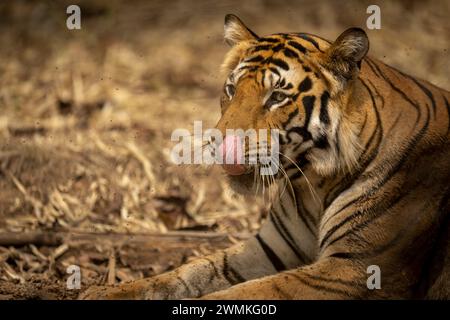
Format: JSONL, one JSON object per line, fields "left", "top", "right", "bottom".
{"left": 217, "top": 135, "right": 248, "bottom": 176}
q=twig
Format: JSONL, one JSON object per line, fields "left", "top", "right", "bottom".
{"left": 125, "top": 142, "right": 156, "bottom": 188}
{"left": 187, "top": 182, "right": 205, "bottom": 218}
{"left": 51, "top": 243, "right": 69, "bottom": 260}
{"left": 3, "top": 169, "right": 45, "bottom": 221}
{"left": 107, "top": 249, "right": 116, "bottom": 285}
{"left": 2, "top": 262, "right": 25, "bottom": 284}
{"left": 29, "top": 244, "right": 48, "bottom": 261}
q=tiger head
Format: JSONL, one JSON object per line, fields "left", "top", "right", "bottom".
{"left": 214, "top": 14, "right": 369, "bottom": 192}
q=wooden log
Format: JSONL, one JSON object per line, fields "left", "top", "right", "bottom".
{"left": 0, "top": 232, "right": 65, "bottom": 247}
{"left": 0, "top": 230, "right": 250, "bottom": 247}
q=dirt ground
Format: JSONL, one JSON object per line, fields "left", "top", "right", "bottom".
{"left": 0, "top": 0, "right": 448, "bottom": 299}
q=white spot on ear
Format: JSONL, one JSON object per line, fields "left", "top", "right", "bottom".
{"left": 328, "top": 28, "right": 369, "bottom": 62}
{"left": 223, "top": 14, "right": 258, "bottom": 46}
{"left": 340, "top": 37, "right": 366, "bottom": 60}
{"left": 224, "top": 20, "right": 245, "bottom": 45}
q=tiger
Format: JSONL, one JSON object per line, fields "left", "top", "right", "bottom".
{"left": 81, "top": 14, "right": 450, "bottom": 300}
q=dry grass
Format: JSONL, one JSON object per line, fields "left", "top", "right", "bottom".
{"left": 0, "top": 0, "right": 448, "bottom": 299}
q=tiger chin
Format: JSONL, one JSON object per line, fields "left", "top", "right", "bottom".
{"left": 81, "top": 14, "right": 450, "bottom": 300}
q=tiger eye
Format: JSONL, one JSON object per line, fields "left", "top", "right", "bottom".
{"left": 265, "top": 91, "right": 289, "bottom": 109}
{"left": 271, "top": 91, "right": 287, "bottom": 102}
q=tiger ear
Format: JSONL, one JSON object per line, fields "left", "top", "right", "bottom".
{"left": 324, "top": 28, "right": 369, "bottom": 80}
{"left": 224, "top": 14, "right": 259, "bottom": 46}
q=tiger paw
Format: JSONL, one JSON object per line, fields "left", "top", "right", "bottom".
{"left": 79, "top": 278, "right": 155, "bottom": 300}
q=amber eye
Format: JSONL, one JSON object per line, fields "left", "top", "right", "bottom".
{"left": 266, "top": 91, "right": 288, "bottom": 108}
{"left": 225, "top": 84, "right": 236, "bottom": 99}
{"left": 271, "top": 91, "right": 287, "bottom": 102}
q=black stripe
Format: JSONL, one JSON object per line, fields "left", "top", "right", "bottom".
{"left": 269, "top": 212, "right": 309, "bottom": 263}
{"left": 319, "top": 91, "right": 330, "bottom": 125}
{"left": 302, "top": 95, "right": 315, "bottom": 128}
{"left": 283, "top": 82, "right": 293, "bottom": 90}
{"left": 271, "top": 284, "right": 293, "bottom": 299}
{"left": 176, "top": 276, "right": 193, "bottom": 296}
{"left": 287, "top": 272, "right": 355, "bottom": 298}
{"left": 296, "top": 196, "right": 317, "bottom": 235}
{"left": 304, "top": 273, "right": 362, "bottom": 287}
{"left": 444, "top": 95, "right": 450, "bottom": 134}
{"left": 258, "top": 37, "right": 279, "bottom": 43}
{"left": 384, "top": 111, "right": 403, "bottom": 138}
{"left": 272, "top": 43, "right": 284, "bottom": 52}
{"left": 269, "top": 67, "right": 280, "bottom": 76}
{"left": 365, "top": 58, "right": 383, "bottom": 78}
{"left": 277, "top": 194, "right": 290, "bottom": 218}
{"left": 238, "top": 65, "right": 257, "bottom": 73}
{"left": 252, "top": 44, "right": 272, "bottom": 52}
{"left": 410, "top": 78, "right": 436, "bottom": 119}
{"left": 328, "top": 252, "right": 353, "bottom": 259}
{"left": 324, "top": 116, "right": 381, "bottom": 209}
{"left": 298, "top": 76, "right": 312, "bottom": 93}
{"left": 380, "top": 60, "right": 439, "bottom": 122}
{"left": 357, "top": 112, "right": 368, "bottom": 138}
{"left": 222, "top": 252, "right": 246, "bottom": 284}
{"left": 300, "top": 32, "right": 331, "bottom": 44}
{"left": 287, "top": 41, "right": 307, "bottom": 54}
{"left": 314, "top": 133, "right": 328, "bottom": 149}
{"left": 368, "top": 59, "right": 422, "bottom": 126}
{"left": 286, "top": 156, "right": 309, "bottom": 177}
{"left": 246, "top": 55, "right": 265, "bottom": 63}
{"left": 283, "top": 48, "right": 300, "bottom": 59}
{"left": 270, "top": 58, "right": 289, "bottom": 71}
{"left": 282, "top": 108, "right": 299, "bottom": 127}
{"left": 201, "top": 257, "right": 220, "bottom": 280}
{"left": 286, "top": 126, "right": 312, "bottom": 142}
{"left": 358, "top": 81, "right": 384, "bottom": 157}
{"left": 260, "top": 69, "right": 266, "bottom": 87}
{"left": 279, "top": 33, "right": 293, "bottom": 40}
{"left": 255, "top": 234, "right": 287, "bottom": 271}
{"left": 297, "top": 34, "right": 323, "bottom": 52}
{"left": 334, "top": 121, "right": 342, "bottom": 155}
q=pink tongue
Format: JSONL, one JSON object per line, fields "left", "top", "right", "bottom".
{"left": 218, "top": 135, "right": 246, "bottom": 176}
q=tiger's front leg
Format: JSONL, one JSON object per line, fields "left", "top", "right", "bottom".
{"left": 201, "top": 257, "right": 374, "bottom": 300}
{"left": 80, "top": 217, "right": 307, "bottom": 300}
{"left": 80, "top": 247, "right": 249, "bottom": 300}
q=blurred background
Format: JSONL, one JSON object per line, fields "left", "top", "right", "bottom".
{"left": 0, "top": 0, "right": 448, "bottom": 299}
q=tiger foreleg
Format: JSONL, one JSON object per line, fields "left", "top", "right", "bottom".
{"left": 201, "top": 257, "right": 373, "bottom": 300}
{"left": 79, "top": 235, "right": 285, "bottom": 300}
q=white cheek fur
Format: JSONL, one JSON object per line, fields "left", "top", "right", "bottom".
{"left": 268, "top": 98, "right": 289, "bottom": 111}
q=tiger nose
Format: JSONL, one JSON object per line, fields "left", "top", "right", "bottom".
{"left": 217, "top": 135, "right": 246, "bottom": 176}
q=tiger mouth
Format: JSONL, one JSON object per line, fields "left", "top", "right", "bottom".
{"left": 220, "top": 151, "right": 276, "bottom": 176}
{"left": 216, "top": 134, "right": 276, "bottom": 177}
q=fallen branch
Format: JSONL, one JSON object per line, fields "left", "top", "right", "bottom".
{"left": 125, "top": 142, "right": 156, "bottom": 188}
{"left": 107, "top": 249, "right": 116, "bottom": 285}
{"left": 0, "top": 232, "right": 65, "bottom": 247}
{"left": 0, "top": 230, "right": 251, "bottom": 247}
